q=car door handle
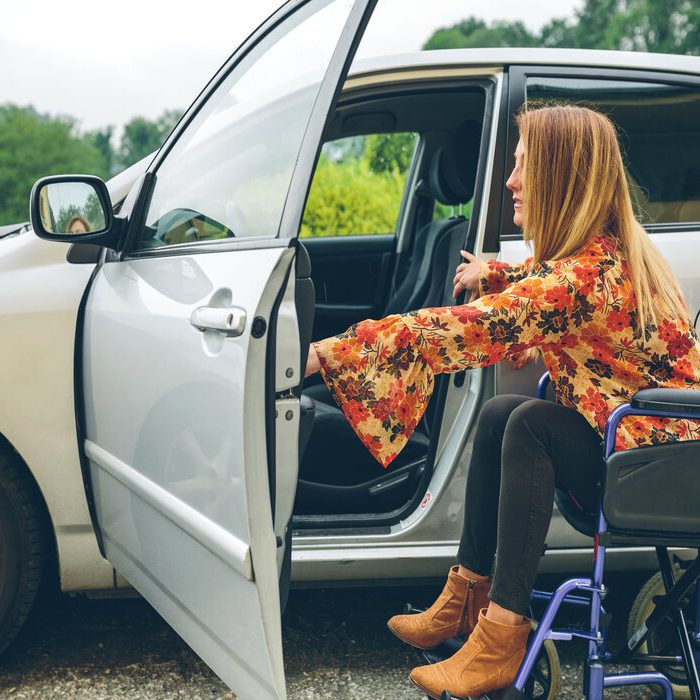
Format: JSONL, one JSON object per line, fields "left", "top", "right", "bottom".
{"left": 190, "top": 305, "right": 247, "bottom": 337}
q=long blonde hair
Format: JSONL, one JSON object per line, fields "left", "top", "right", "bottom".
{"left": 516, "top": 104, "right": 685, "bottom": 333}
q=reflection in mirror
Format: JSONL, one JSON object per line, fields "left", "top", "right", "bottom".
{"left": 38, "top": 182, "right": 107, "bottom": 235}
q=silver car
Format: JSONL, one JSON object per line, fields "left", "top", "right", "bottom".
{"left": 2, "top": 0, "right": 700, "bottom": 697}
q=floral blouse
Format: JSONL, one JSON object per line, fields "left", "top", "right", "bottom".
{"left": 314, "top": 234, "right": 700, "bottom": 467}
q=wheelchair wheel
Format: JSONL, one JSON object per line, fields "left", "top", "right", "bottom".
{"left": 523, "top": 622, "right": 561, "bottom": 700}
{"left": 628, "top": 567, "right": 693, "bottom": 700}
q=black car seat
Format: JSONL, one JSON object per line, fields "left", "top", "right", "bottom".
{"left": 383, "top": 120, "right": 482, "bottom": 315}
{"left": 412, "top": 120, "right": 481, "bottom": 310}
{"left": 296, "top": 122, "right": 482, "bottom": 515}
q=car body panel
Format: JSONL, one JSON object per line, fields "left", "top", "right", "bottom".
{"left": 83, "top": 243, "right": 295, "bottom": 699}
{"left": 0, "top": 154, "right": 163, "bottom": 592}
{"left": 0, "top": 232, "right": 110, "bottom": 589}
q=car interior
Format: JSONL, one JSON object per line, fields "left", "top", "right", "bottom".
{"left": 292, "top": 81, "right": 491, "bottom": 528}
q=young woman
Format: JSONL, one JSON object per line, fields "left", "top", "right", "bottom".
{"left": 305, "top": 104, "right": 700, "bottom": 699}
{"left": 66, "top": 215, "right": 91, "bottom": 234}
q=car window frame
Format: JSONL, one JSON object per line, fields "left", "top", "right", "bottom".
{"left": 118, "top": 0, "right": 378, "bottom": 262}
{"left": 320, "top": 74, "right": 498, "bottom": 256}
{"left": 499, "top": 64, "right": 700, "bottom": 244}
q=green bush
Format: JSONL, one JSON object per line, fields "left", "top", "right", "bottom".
{"left": 300, "top": 155, "right": 406, "bottom": 237}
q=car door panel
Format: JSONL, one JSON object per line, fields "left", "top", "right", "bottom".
{"left": 302, "top": 234, "right": 395, "bottom": 340}
{"left": 647, "top": 231, "right": 700, "bottom": 326}
{"left": 84, "top": 245, "right": 294, "bottom": 699}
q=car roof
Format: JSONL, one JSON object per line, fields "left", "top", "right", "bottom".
{"left": 350, "top": 48, "right": 700, "bottom": 79}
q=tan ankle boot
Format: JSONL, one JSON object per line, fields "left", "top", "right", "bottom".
{"left": 387, "top": 566, "right": 491, "bottom": 649}
{"left": 409, "top": 608, "right": 530, "bottom": 699}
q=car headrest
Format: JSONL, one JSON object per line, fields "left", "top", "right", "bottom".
{"left": 429, "top": 120, "right": 482, "bottom": 206}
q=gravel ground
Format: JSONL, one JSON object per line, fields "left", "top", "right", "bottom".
{"left": 0, "top": 572, "right": 669, "bottom": 699}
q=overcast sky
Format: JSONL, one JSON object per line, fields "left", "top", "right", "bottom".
{"left": 0, "top": 0, "right": 581, "bottom": 132}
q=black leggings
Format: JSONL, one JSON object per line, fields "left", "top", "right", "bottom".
{"left": 457, "top": 395, "right": 604, "bottom": 616}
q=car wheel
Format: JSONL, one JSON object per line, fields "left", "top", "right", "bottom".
{"left": 627, "top": 566, "right": 692, "bottom": 700}
{"left": 0, "top": 447, "right": 47, "bottom": 655}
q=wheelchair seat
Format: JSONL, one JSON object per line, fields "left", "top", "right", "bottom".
{"left": 540, "top": 379, "right": 700, "bottom": 547}
{"left": 554, "top": 488, "right": 597, "bottom": 538}
{"left": 555, "top": 441, "right": 700, "bottom": 549}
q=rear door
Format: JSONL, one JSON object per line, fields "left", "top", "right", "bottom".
{"left": 79, "top": 2, "right": 377, "bottom": 698}
{"left": 496, "top": 64, "right": 700, "bottom": 545}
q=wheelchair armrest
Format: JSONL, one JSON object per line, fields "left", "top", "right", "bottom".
{"left": 605, "top": 388, "right": 700, "bottom": 458}
{"left": 631, "top": 388, "right": 700, "bottom": 416}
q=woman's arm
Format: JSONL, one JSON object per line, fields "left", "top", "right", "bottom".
{"left": 305, "top": 344, "right": 320, "bottom": 378}
{"left": 408, "top": 264, "right": 576, "bottom": 374}
{"left": 307, "top": 260, "right": 578, "bottom": 466}
{"left": 453, "top": 253, "right": 532, "bottom": 300}
{"left": 477, "top": 258, "right": 532, "bottom": 297}
{"left": 307, "top": 255, "right": 535, "bottom": 377}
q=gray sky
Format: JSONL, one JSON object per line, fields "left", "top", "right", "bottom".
{"left": 0, "top": 0, "right": 581, "bottom": 132}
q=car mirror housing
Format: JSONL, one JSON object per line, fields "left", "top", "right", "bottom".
{"left": 29, "top": 174, "right": 124, "bottom": 250}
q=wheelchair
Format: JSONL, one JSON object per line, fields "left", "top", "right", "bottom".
{"left": 411, "top": 374, "right": 700, "bottom": 699}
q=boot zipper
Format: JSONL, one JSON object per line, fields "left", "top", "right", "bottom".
{"left": 459, "top": 579, "right": 476, "bottom": 635}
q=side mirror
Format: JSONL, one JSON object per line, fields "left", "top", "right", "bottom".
{"left": 29, "top": 175, "right": 122, "bottom": 248}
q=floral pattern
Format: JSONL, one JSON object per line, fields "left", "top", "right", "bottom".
{"left": 314, "top": 234, "right": 700, "bottom": 467}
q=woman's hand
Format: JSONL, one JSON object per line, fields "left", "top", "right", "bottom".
{"left": 452, "top": 250, "right": 486, "bottom": 301}
{"left": 305, "top": 344, "right": 321, "bottom": 378}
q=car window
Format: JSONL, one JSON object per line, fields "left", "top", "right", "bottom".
{"left": 132, "top": 0, "right": 358, "bottom": 251}
{"left": 526, "top": 76, "right": 700, "bottom": 227}
{"left": 300, "top": 132, "right": 417, "bottom": 237}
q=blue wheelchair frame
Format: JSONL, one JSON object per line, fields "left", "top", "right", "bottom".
{"left": 496, "top": 374, "right": 700, "bottom": 699}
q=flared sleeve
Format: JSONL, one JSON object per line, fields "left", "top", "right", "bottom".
{"left": 314, "top": 315, "right": 435, "bottom": 468}
{"left": 315, "top": 259, "right": 577, "bottom": 467}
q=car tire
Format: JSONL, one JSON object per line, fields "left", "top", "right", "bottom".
{"left": 0, "top": 447, "right": 47, "bottom": 656}
{"left": 627, "top": 566, "right": 692, "bottom": 700}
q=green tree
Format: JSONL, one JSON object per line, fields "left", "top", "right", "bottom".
{"left": 423, "top": 0, "right": 700, "bottom": 55}
{"left": 599, "top": 0, "right": 699, "bottom": 53}
{"left": 117, "top": 109, "right": 183, "bottom": 169}
{"left": 0, "top": 105, "right": 108, "bottom": 225}
{"left": 156, "top": 109, "right": 183, "bottom": 138}
{"left": 86, "top": 126, "right": 115, "bottom": 177}
{"left": 364, "top": 132, "right": 416, "bottom": 173}
{"left": 424, "top": 17, "right": 538, "bottom": 50}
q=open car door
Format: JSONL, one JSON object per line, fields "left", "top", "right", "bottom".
{"left": 79, "top": 1, "right": 377, "bottom": 698}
